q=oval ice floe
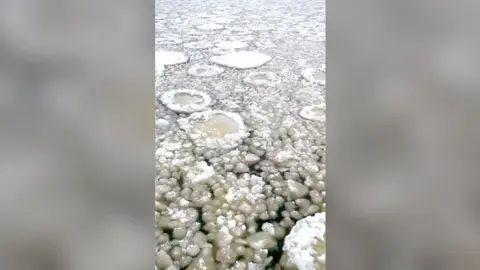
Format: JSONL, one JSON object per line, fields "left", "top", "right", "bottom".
{"left": 210, "top": 51, "right": 272, "bottom": 69}
{"left": 187, "top": 64, "right": 225, "bottom": 77}
{"left": 242, "top": 71, "right": 281, "bottom": 87}
{"left": 299, "top": 104, "right": 326, "bottom": 122}
{"left": 156, "top": 51, "right": 189, "bottom": 66}
{"left": 160, "top": 89, "right": 212, "bottom": 113}
{"left": 177, "top": 110, "right": 249, "bottom": 150}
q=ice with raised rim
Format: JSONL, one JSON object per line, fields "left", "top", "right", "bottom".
{"left": 242, "top": 71, "right": 281, "bottom": 87}
{"left": 210, "top": 51, "right": 272, "bottom": 69}
{"left": 299, "top": 104, "right": 326, "bottom": 122}
{"left": 156, "top": 50, "right": 189, "bottom": 66}
{"left": 177, "top": 110, "right": 249, "bottom": 150}
{"left": 160, "top": 89, "right": 212, "bottom": 113}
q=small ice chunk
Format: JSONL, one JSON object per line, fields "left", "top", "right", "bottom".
{"left": 184, "top": 161, "right": 216, "bottom": 185}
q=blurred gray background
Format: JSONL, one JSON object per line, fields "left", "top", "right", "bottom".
{"left": 0, "top": 0, "right": 154, "bottom": 269}
{"left": 328, "top": 0, "right": 480, "bottom": 269}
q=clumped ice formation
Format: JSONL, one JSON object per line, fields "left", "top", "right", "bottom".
{"left": 156, "top": 0, "right": 326, "bottom": 269}
{"left": 210, "top": 51, "right": 272, "bottom": 69}
{"left": 160, "top": 89, "right": 212, "bottom": 113}
{"left": 283, "top": 212, "right": 326, "bottom": 270}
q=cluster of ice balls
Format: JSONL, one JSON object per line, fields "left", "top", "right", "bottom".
{"left": 282, "top": 212, "right": 326, "bottom": 270}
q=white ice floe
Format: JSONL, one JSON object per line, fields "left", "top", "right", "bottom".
{"left": 187, "top": 64, "right": 225, "bottom": 77}
{"left": 301, "top": 68, "right": 326, "bottom": 85}
{"left": 160, "top": 89, "right": 212, "bottom": 113}
{"left": 210, "top": 51, "right": 272, "bottom": 69}
{"left": 177, "top": 110, "right": 249, "bottom": 150}
{"left": 242, "top": 71, "right": 281, "bottom": 87}
{"left": 156, "top": 51, "right": 188, "bottom": 66}
{"left": 156, "top": 34, "right": 183, "bottom": 45}
{"left": 196, "top": 23, "right": 224, "bottom": 30}
{"left": 283, "top": 212, "right": 326, "bottom": 270}
{"left": 299, "top": 104, "right": 326, "bottom": 122}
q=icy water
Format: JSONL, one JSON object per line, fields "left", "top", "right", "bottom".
{"left": 156, "top": 0, "right": 326, "bottom": 269}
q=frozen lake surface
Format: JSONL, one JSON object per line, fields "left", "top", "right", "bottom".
{"left": 156, "top": 0, "right": 326, "bottom": 269}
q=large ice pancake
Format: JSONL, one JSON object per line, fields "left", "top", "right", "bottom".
{"left": 156, "top": 50, "right": 188, "bottom": 66}
{"left": 210, "top": 51, "right": 272, "bottom": 69}
{"left": 160, "top": 89, "right": 212, "bottom": 113}
{"left": 178, "top": 110, "right": 249, "bottom": 150}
